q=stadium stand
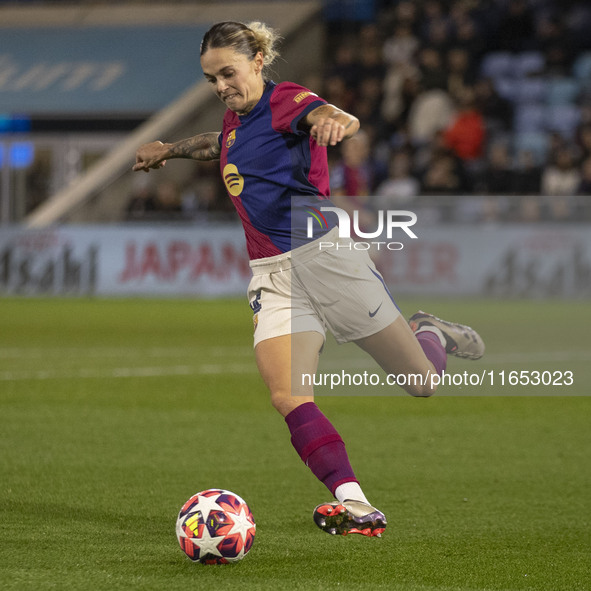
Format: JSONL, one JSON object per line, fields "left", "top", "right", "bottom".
{"left": 1, "top": 0, "right": 590, "bottom": 225}
{"left": 319, "top": 0, "right": 591, "bottom": 222}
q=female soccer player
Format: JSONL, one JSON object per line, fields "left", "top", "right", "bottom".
{"left": 133, "top": 21, "right": 484, "bottom": 537}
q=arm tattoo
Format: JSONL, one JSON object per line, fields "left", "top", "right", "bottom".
{"left": 169, "top": 132, "right": 221, "bottom": 161}
{"left": 301, "top": 104, "right": 357, "bottom": 135}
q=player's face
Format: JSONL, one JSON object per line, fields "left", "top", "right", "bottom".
{"left": 201, "top": 47, "right": 265, "bottom": 115}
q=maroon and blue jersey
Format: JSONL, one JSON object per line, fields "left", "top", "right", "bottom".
{"left": 219, "top": 80, "right": 336, "bottom": 260}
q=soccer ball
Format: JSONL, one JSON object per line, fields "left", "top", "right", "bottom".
{"left": 175, "top": 489, "right": 256, "bottom": 564}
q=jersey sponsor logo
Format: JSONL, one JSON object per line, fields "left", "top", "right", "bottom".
{"left": 226, "top": 129, "right": 236, "bottom": 148}
{"left": 223, "top": 163, "right": 244, "bottom": 196}
{"left": 293, "top": 91, "right": 316, "bottom": 103}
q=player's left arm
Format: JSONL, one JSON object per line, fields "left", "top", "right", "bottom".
{"left": 301, "top": 104, "right": 360, "bottom": 147}
{"left": 132, "top": 132, "right": 221, "bottom": 173}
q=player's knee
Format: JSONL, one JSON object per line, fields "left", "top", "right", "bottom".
{"left": 401, "top": 376, "right": 437, "bottom": 398}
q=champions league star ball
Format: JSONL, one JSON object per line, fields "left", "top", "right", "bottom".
{"left": 176, "top": 489, "right": 256, "bottom": 564}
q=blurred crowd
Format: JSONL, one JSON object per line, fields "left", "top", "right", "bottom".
{"left": 125, "top": 161, "right": 235, "bottom": 223}
{"left": 126, "top": 0, "right": 591, "bottom": 224}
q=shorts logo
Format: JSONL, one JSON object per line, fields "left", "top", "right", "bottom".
{"left": 294, "top": 91, "right": 315, "bottom": 103}
{"left": 226, "top": 130, "right": 236, "bottom": 148}
{"left": 223, "top": 163, "right": 244, "bottom": 196}
{"left": 369, "top": 302, "right": 383, "bottom": 317}
{"left": 250, "top": 292, "right": 262, "bottom": 332}
{"left": 249, "top": 291, "right": 262, "bottom": 313}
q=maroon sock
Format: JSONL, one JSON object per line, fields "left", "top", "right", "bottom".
{"left": 285, "top": 402, "right": 357, "bottom": 495}
{"left": 416, "top": 330, "right": 447, "bottom": 376}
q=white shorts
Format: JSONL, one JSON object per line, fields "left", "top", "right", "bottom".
{"left": 247, "top": 228, "right": 400, "bottom": 347}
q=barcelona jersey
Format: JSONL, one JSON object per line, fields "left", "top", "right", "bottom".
{"left": 219, "top": 80, "right": 336, "bottom": 260}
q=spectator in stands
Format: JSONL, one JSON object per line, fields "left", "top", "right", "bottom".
{"left": 125, "top": 177, "right": 157, "bottom": 221}
{"left": 358, "top": 43, "right": 386, "bottom": 86}
{"left": 392, "top": 0, "right": 418, "bottom": 27}
{"left": 576, "top": 123, "right": 591, "bottom": 161}
{"left": 443, "top": 86, "right": 486, "bottom": 163}
{"left": 381, "top": 0, "right": 418, "bottom": 33}
{"left": 537, "top": 14, "right": 574, "bottom": 76}
{"left": 477, "top": 143, "right": 513, "bottom": 195}
{"left": 407, "top": 79, "right": 454, "bottom": 147}
{"left": 417, "top": 46, "right": 447, "bottom": 91}
{"left": 375, "top": 149, "right": 420, "bottom": 208}
{"left": 359, "top": 22, "right": 383, "bottom": 47}
{"left": 577, "top": 156, "right": 591, "bottom": 196}
{"left": 414, "top": 128, "right": 446, "bottom": 173}
{"left": 418, "top": 0, "right": 451, "bottom": 52}
{"left": 179, "top": 162, "right": 230, "bottom": 222}
{"left": 548, "top": 131, "right": 568, "bottom": 155}
{"left": 473, "top": 77, "right": 513, "bottom": 133}
{"left": 511, "top": 150, "right": 542, "bottom": 196}
{"left": 541, "top": 147, "right": 581, "bottom": 220}
{"left": 450, "top": 8, "right": 484, "bottom": 60}
{"left": 381, "top": 63, "right": 420, "bottom": 132}
{"left": 497, "top": 0, "right": 535, "bottom": 52}
{"left": 324, "top": 73, "right": 356, "bottom": 114}
{"left": 541, "top": 147, "right": 581, "bottom": 197}
{"left": 446, "top": 47, "right": 476, "bottom": 101}
{"left": 383, "top": 22, "right": 419, "bottom": 70}
{"left": 354, "top": 75, "right": 384, "bottom": 137}
{"left": 567, "top": 3, "right": 591, "bottom": 52}
{"left": 328, "top": 43, "right": 362, "bottom": 91}
{"left": 420, "top": 0, "right": 445, "bottom": 27}
{"left": 581, "top": 103, "right": 591, "bottom": 127}
{"left": 331, "top": 129, "right": 385, "bottom": 194}
{"left": 181, "top": 177, "right": 221, "bottom": 221}
{"left": 153, "top": 180, "right": 183, "bottom": 220}
{"left": 420, "top": 151, "right": 467, "bottom": 196}
{"left": 330, "top": 130, "right": 382, "bottom": 234}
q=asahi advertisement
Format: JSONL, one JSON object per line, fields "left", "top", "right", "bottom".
{"left": 0, "top": 230, "right": 98, "bottom": 295}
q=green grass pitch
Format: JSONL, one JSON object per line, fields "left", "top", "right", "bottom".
{"left": 0, "top": 297, "right": 589, "bottom": 590}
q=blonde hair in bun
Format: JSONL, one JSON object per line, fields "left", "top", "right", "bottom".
{"left": 245, "top": 21, "right": 280, "bottom": 69}
{"left": 201, "top": 21, "right": 281, "bottom": 76}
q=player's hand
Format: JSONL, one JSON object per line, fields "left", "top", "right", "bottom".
{"left": 310, "top": 117, "right": 347, "bottom": 147}
{"left": 132, "top": 141, "right": 168, "bottom": 173}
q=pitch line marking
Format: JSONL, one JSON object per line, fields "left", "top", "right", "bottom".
{"left": 0, "top": 363, "right": 256, "bottom": 381}
{"left": 0, "top": 345, "right": 252, "bottom": 359}
{"left": 1, "top": 351, "right": 590, "bottom": 382}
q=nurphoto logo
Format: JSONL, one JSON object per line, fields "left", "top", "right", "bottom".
{"left": 306, "top": 206, "right": 418, "bottom": 251}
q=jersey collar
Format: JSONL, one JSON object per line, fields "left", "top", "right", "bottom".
{"left": 238, "top": 80, "right": 276, "bottom": 122}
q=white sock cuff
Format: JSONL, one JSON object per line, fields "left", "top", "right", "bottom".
{"left": 334, "top": 482, "right": 370, "bottom": 505}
